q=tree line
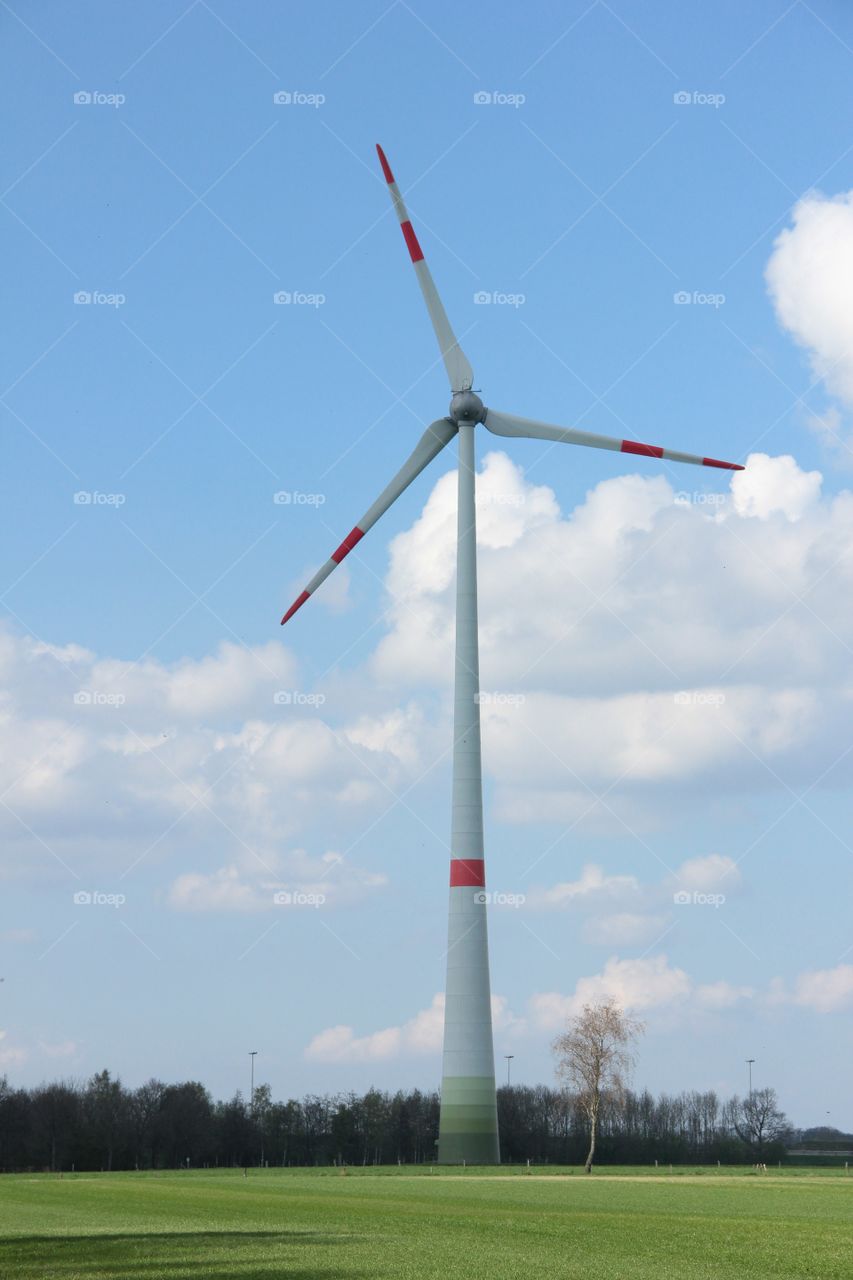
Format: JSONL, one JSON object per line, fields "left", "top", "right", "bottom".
{"left": 0, "top": 1071, "right": 800, "bottom": 1171}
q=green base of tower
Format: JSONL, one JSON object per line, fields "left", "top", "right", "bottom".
{"left": 437, "top": 1075, "right": 500, "bottom": 1165}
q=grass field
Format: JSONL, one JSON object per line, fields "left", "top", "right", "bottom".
{"left": 0, "top": 1166, "right": 851, "bottom": 1279}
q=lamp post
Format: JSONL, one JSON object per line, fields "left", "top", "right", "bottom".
{"left": 746, "top": 1058, "right": 755, "bottom": 1099}
{"left": 249, "top": 1051, "right": 258, "bottom": 1115}
{"left": 504, "top": 1055, "right": 514, "bottom": 1087}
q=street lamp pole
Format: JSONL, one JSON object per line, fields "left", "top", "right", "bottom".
{"left": 249, "top": 1051, "right": 258, "bottom": 1115}
{"left": 746, "top": 1058, "right": 755, "bottom": 1099}
{"left": 504, "top": 1055, "right": 514, "bottom": 1087}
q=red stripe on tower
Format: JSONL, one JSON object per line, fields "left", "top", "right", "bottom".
{"left": 450, "top": 858, "right": 486, "bottom": 888}
{"left": 400, "top": 221, "right": 424, "bottom": 263}
{"left": 703, "top": 457, "right": 744, "bottom": 470}
{"left": 331, "top": 527, "right": 364, "bottom": 563}
{"left": 376, "top": 144, "right": 395, "bottom": 185}
{"left": 281, "top": 590, "right": 310, "bottom": 625}
{"left": 622, "top": 439, "right": 664, "bottom": 458}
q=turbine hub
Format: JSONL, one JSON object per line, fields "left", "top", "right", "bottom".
{"left": 449, "top": 390, "right": 485, "bottom": 423}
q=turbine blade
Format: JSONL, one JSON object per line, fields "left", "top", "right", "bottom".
{"left": 376, "top": 144, "right": 474, "bottom": 395}
{"left": 483, "top": 409, "right": 744, "bottom": 471}
{"left": 281, "top": 419, "right": 458, "bottom": 624}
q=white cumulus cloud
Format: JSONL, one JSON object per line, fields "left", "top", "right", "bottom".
{"left": 525, "top": 863, "right": 640, "bottom": 910}
{"left": 531, "top": 955, "right": 693, "bottom": 1028}
{"left": 167, "top": 851, "right": 386, "bottom": 913}
{"left": 305, "top": 992, "right": 523, "bottom": 1063}
{"left": 0, "top": 629, "right": 427, "bottom": 886}
{"left": 361, "top": 448, "right": 853, "bottom": 832}
{"left": 694, "top": 981, "right": 754, "bottom": 1010}
{"left": 766, "top": 189, "right": 853, "bottom": 409}
{"left": 581, "top": 912, "right": 670, "bottom": 947}
{"left": 788, "top": 964, "right": 853, "bottom": 1013}
{"left": 672, "top": 854, "right": 741, "bottom": 893}
{"left": 0, "top": 1030, "right": 27, "bottom": 1068}
{"left": 731, "top": 453, "right": 822, "bottom": 521}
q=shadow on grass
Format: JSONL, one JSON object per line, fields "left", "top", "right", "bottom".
{"left": 0, "top": 1231, "right": 368, "bottom": 1279}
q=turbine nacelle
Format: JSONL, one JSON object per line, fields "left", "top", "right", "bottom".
{"left": 449, "top": 390, "right": 485, "bottom": 423}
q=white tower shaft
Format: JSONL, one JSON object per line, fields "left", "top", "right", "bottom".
{"left": 437, "top": 422, "right": 500, "bottom": 1164}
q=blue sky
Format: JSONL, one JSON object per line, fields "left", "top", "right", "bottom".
{"left": 2, "top": 0, "right": 853, "bottom": 1128}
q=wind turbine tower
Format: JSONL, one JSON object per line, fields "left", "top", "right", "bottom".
{"left": 281, "top": 145, "right": 744, "bottom": 1163}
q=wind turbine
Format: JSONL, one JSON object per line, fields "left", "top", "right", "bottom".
{"left": 281, "top": 144, "right": 744, "bottom": 1164}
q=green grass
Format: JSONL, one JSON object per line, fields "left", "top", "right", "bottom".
{"left": 1, "top": 1166, "right": 851, "bottom": 1279}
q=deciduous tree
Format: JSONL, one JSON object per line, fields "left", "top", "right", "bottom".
{"left": 553, "top": 999, "right": 644, "bottom": 1172}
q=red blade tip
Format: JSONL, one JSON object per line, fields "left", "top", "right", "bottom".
{"left": 703, "top": 457, "right": 745, "bottom": 470}
{"left": 281, "top": 589, "right": 310, "bottom": 626}
{"left": 376, "top": 143, "right": 394, "bottom": 185}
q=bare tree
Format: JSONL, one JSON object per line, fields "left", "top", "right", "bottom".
{"left": 733, "top": 1087, "right": 790, "bottom": 1156}
{"left": 553, "top": 1000, "right": 644, "bottom": 1172}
